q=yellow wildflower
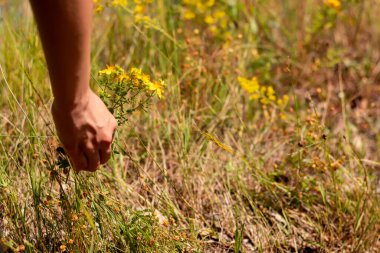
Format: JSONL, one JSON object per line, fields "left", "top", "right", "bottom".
{"left": 204, "top": 15, "right": 214, "bottom": 24}
{"left": 277, "top": 95, "right": 289, "bottom": 107}
{"left": 183, "top": 0, "right": 195, "bottom": 5}
{"left": 220, "top": 18, "right": 228, "bottom": 29}
{"left": 213, "top": 10, "right": 226, "bottom": 19}
{"left": 95, "top": 4, "right": 105, "bottom": 13}
{"left": 183, "top": 10, "right": 196, "bottom": 20}
{"left": 117, "top": 73, "right": 130, "bottom": 82}
{"left": 209, "top": 25, "right": 219, "bottom": 35}
{"left": 260, "top": 97, "right": 269, "bottom": 105}
{"left": 324, "top": 0, "right": 341, "bottom": 10}
{"left": 205, "top": 0, "right": 215, "bottom": 7}
{"left": 196, "top": 2, "right": 207, "bottom": 13}
{"left": 99, "top": 65, "right": 117, "bottom": 75}
{"left": 134, "top": 4, "right": 144, "bottom": 14}
{"left": 135, "top": 15, "right": 152, "bottom": 25}
{"left": 130, "top": 67, "right": 143, "bottom": 77}
{"left": 141, "top": 73, "right": 153, "bottom": 86}
{"left": 131, "top": 78, "right": 140, "bottom": 87}
{"left": 283, "top": 95, "right": 289, "bottom": 104}
{"left": 237, "top": 76, "right": 260, "bottom": 94}
{"left": 238, "top": 76, "right": 288, "bottom": 106}
{"left": 128, "top": 68, "right": 157, "bottom": 89}
{"left": 266, "top": 86, "right": 276, "bottom": 101}
{"left": 249, "top": 93, "right": 260, "bottom": 100}
{"left": 147, "top": 80, "right": 165, "bottom": 99}
{"left": 112, "top": 0, "right": 127, "bottom": 7}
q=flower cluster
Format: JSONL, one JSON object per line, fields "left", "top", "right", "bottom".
{"left": 237, "top": 76, "right": 289, "bottom": 108}
{"left": 93, "top": 0, "right": 153, "bottom": 23}
{"left": 181, "top": 0, "right": 230, "bottom": 36}
{"left": 98, "top": 65, "right": 166, "bottom": 124}
{"left": 131, "top": 0, "right": 154, "bottom": 23}
{"left": 93, "top": 0, "right": 127, "bottom": 13}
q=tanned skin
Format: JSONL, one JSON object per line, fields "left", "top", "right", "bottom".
{"left": 29, "top": 0, "right": 117, "bottom": 172}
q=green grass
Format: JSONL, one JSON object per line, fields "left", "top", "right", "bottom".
{"left": 1, "top": 0, "right": 380, "bottom": 252}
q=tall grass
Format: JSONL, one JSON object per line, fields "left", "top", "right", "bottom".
{"left": 1, "top": 0, "right": 379, "bottom": 252}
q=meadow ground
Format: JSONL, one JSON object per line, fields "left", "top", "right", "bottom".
{"left": 0, "top": 0, "right": 380, "bottom": 252}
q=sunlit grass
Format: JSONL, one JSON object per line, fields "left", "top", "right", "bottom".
{"left": 0, "top": 0, "right": 379, "bottom": 252}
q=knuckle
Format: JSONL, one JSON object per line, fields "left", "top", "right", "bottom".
{"left": 100, "top": 133, "right": 113, "bottom": 146}
{"left": 101, "top": 141, "right": 112, "bottom": 148}
{"left": 112, "top": 118, "right": 118, "bottom": 127}
{"left": 103, "top": 137, "right": 112, "bottom": 146}
{"left": 83, "top": 142, "right": 96, "bottom": 152}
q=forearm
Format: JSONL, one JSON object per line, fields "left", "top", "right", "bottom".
{"left": 29, "top": 0, "right": 93, "bottom": 108}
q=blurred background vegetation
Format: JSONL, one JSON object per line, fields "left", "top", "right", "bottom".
{"left": 0, "top": 0, "right": 379, "bottom": 252}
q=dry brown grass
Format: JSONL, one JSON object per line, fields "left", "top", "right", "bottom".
{"left": 1, "top": 0, "right": 380, "bottom": 252}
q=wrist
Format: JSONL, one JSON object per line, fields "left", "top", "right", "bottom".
{"left": 52, "top": 87, "right": 92, "bottom": 114}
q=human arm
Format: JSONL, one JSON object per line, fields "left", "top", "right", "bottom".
{"left": 29, "top": 0, "right": 117, "bottom": 172}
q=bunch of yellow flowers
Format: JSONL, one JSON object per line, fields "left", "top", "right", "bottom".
{"left": 237, "top": 76, "right": 289, "bottom": 108}
{"left": 93, "top": 0, "right": 127, "bottom": 13}
{"left": 98, "top": 65, "right": 166, "bottom": 124}
{"left": 132, "top": 0, "right": 153, "bottom": 22}
{"left": 181, "top": 0, "right": 230, "bottom": 36}
{"left": 93, "top": 0, "right": 153, "bottom": 22}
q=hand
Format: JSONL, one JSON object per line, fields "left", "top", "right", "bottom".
{"left": 51, "top": 90, "right": 117, "bottom": 172}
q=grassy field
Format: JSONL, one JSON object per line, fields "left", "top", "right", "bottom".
{"left": 1, "top": 0, "right": 380, "bottom": 252}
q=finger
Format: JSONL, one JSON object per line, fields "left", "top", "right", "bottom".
{"left": 112, "top": 117, "right": 118, "bottom": 131}
{"left": 110, "top": 117, "right": 118, "bottom": 139}
{"left": 98, "top": 123, "right": 116, "bottom": 164}
{"left": 83, "top": 144, "right": 100, "bottom": 172}
{"left": 98, "top": 140, "right": 112, "bottom": 165}
{"left": 72, "top": 152, "right": 88, "bottom": 172}
{"left": 99, "top": 145, "right": 112, "bottom": 164}
{"left": 65, "top": 147, "right": 87, "bottom": 172}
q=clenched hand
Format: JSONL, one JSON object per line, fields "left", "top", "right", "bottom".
{"left": 52, "top": 90, "right": 117, "bottom": 172}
